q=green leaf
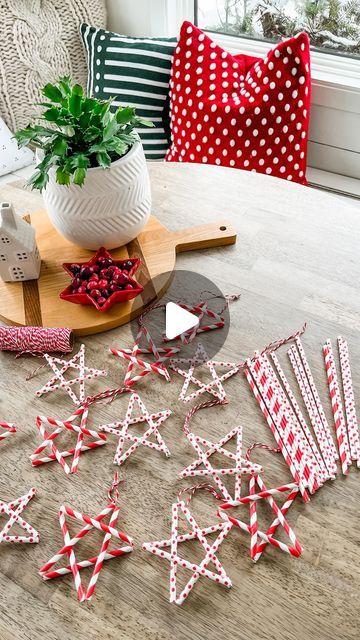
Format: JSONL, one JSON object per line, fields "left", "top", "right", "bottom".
{"left": 53, "top": 137, "right": 68, "bottom": 156}
{"left": 116, "top": 106, "right": 135, "bottom": 124}
{"left": 70, "top": 153, "right": 90, "bottom": 169}
{"left": 114, "top": 140, "right": 128, "bottom": 157}
{"left": 56, "top": 166, "right": 70, "bottom": 185}
{"left": 68, "top": 84, "right": 83, "bottom": 117}
{"left": 58, "top": 76, "right": 72, "bottom": 97}
{"left": 103, "top": 115, "right": 119, "bottom": 142}
{"left": 96, "top": 151, "right": 111, "bottom": 168}
{"left": 28, "top": 170, "right": 49, "bottom": 192}
{"left": 43, "top": 107, "right": 62, "bottom": 123}
{"left": 42, "top": 83, "right": 64, "bottom": 103}
{"left": 73, "top": 167, "right": 86, "bottom": 186}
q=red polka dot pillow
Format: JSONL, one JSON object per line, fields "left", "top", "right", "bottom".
{"left": 166, "top": 22, "right": 311, "bottom": 185}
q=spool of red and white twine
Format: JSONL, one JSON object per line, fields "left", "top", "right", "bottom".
{"left": 0, "top": 327, "right": 73, "bottom": 356}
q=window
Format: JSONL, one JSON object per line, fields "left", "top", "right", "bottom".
{"left": 196, "top": 0, "right": 360, "bottom": 58}
{"left": 10, "top": 266, "right": 25, "bottom": 280}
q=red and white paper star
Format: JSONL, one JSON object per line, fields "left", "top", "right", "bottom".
{"left": 110, "top": 325, "right": 179, "bottom": 387}
{"left": 39, "top": 477, "right": 134, "bottom": 602}
{"left": 170, "top": 343, "right": 239, "bottom": 403}
{"left": 35, "top": 344, "right": 107, "bottom": 406}
{"left": 219, "top": 476, "right": 302, "bottom": 561}
{"left": 180, "top": 425, "right": 263, "bottom": 502}
{"left": 99, "top": 392, "right": 172, "bottom": 466}
{"left": 142, "top": 500, "right": 232, "bottom": 605}
{"left": 31, "top": 406, "right": 106, "bottom": 475}
{"left": 0, "top": 487, "right": 39, "bottom": 544}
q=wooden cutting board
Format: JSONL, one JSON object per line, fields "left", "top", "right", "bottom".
{"left": 0, "top": 209, "right": 236, "bottom": 335}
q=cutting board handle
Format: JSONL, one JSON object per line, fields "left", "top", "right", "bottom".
{"left": 170, "top": 220, "right": 236, "bottom": 253}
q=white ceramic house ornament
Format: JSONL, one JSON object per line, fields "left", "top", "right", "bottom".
{"left": 0, "top": 202, "right": 41, "bottom": 282}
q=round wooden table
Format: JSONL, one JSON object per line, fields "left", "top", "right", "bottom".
{"left": 1, "top": 164, "right": 359, "bottom": 640}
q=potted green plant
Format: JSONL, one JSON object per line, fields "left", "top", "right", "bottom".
{"left": 15, "top": 77, "right": 154, "bottom": 250}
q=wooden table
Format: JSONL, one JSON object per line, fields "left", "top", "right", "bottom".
{"left": 0, "top": 164, "right": 359, "bottom": 640}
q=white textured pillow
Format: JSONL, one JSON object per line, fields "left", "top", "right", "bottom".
{"left": 0, "top": 117, "right": 34, "bottom": 177}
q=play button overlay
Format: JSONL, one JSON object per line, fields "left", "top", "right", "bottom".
{"left": 165, "top": 302, "right": 199, "bottom": 340}
{"left": 131, "top": 270, "right": 232, "bottom": 361}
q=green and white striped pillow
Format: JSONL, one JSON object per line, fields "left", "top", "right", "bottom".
{"left": 80, "top": 24, "right": 177, "bottom": 160}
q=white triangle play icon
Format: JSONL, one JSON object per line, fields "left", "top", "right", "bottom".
{"left": 165, "top": 302, "right": 199, "bottom": 340}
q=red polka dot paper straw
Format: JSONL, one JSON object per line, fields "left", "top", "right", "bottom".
{"left": 270, "top": 352, "right": 328, "bottom": 486}
{"left": 0, "top": 488, "right": 39, "bottom": 544}
{"left": 338, "top": 336, "right": 360, "bottom": 466}
{"left": 0, "top": 422, "right": 16, "bottom": 443}
{"left": 143, "top": 501, "right": 232, "bottom": 605}
{"left": 288, "top": 345, "right": 337, "bottom": 479}
{"left": 295, "top": 337, "right": 338, "bottom": 463}
{"left": 244, "top": 361, "right": 310, "bottom": 502}
{"left": 323, "top": 339, "right": 351, "bottom": 475}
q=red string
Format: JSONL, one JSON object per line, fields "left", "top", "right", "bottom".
{"left": 84, "top": 386, "right": 131, "bottom": 407}
{"left": 107, "top": 471, "right": 123, "bottom": 504}
{"left": 245, "top": 442, "right": 281, "bottom": 462}
{"left": 183, "top": 398, "right": 228, "bottom": 436}
{"left": 177, "top": 483, "right": 223, "bottom": 504}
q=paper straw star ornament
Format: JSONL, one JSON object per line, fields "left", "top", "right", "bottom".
{"left": 0, "top": 487, "right": 39, "bottom": 544}
{"left": 99, "top": 392, "right": 172, "bottom": 465}
{"left": 31, "top": 406, "right": 107, "bottom": 475}
{"left": 170, "top": 343, "right": 239, "bottom": 403}
{"left": 110, "top": 324, "right": 179, "bottom": 387}
{"left": 39, "top": 473, "right": 134, "bottom": 602}
{"left": 143, "top": 485, "right": 232, "bottom": 605}
{"left": 180, "top": 399, "right": 263, "bottom": 501}
{"left": 35, "top": 344, "right": 107, "bottom": 406}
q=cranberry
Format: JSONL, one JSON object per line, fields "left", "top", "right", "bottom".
{"left": 80, "top": 266, "right": 92, "bottom": 279}
{"left": 89, "top": 273, "right": 99, "bottom": 281}
{"left": 91, "top": 264, "right": 100, "bottom": 273}
{"left": 111, "top": 266, "right": 122, "bottom": 276}
{"left": 72, "top": 277, "right": 82, "bottom": 288}
{"left": 87, "top": 281, "right": 99, "bottom": 291}
{"left": 122, "top": 268, "right": 129, "bottom": 274}
{"left": 77, "top": 286, "right": 87, "bottom": 294}
{"left": 90, "top": 289, "right": 101, "bottom": 299}
{"left": 99, "top": 268, "right": 110, "bottom": 278}
{"left": 69, "top": 263, "right": 80, "bottom": 274}
{"left": 109, "top": 283, "right": 120, "bottom": 292}
{"left": 97, "top": 296, "right": 107, "bottom": 305}
{"left": 101, "top": 289, "right": 110, "bottom": 299}
{"left": 125, "top": 284, "right": 133, "bottom": 290}
{"left": 97, "top": 257, "right": 113, "bottom": 268}
{"left": 97, "top": 278, "right": 109, "bottom": 289}
{"left": 113, "top": 273, "right": 129, "bottom": 285}
{"left": 126, "top": 260, "right": 133, "bottom": 269}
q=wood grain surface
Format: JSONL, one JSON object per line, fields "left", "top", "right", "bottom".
{"left": 0, "top": 163, "right": 359, "bottom": 640}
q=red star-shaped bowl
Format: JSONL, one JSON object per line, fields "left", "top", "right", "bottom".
{"left": 60, "top": 247, "right": 143, "bottom": 313}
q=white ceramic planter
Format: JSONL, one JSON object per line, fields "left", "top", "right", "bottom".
{"left": 41, "top": 138, "right": 151, "bottom": 250}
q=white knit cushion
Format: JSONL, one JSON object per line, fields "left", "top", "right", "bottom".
{"left": 0, "top": 0, "right": 106, "bottom": 132}
{"left": 0, "top": 118, "right": 34, "bottom": 176}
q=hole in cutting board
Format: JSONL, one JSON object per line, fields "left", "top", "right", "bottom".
{"left": 220, "top": 226, "right": 227, "bottom": 231}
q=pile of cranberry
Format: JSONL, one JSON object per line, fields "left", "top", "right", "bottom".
{"left": 68, "top": 256, "right": 136, "bottom": 307}
{"left": 60, "top": 247, "right": 142, "bottom": 312}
